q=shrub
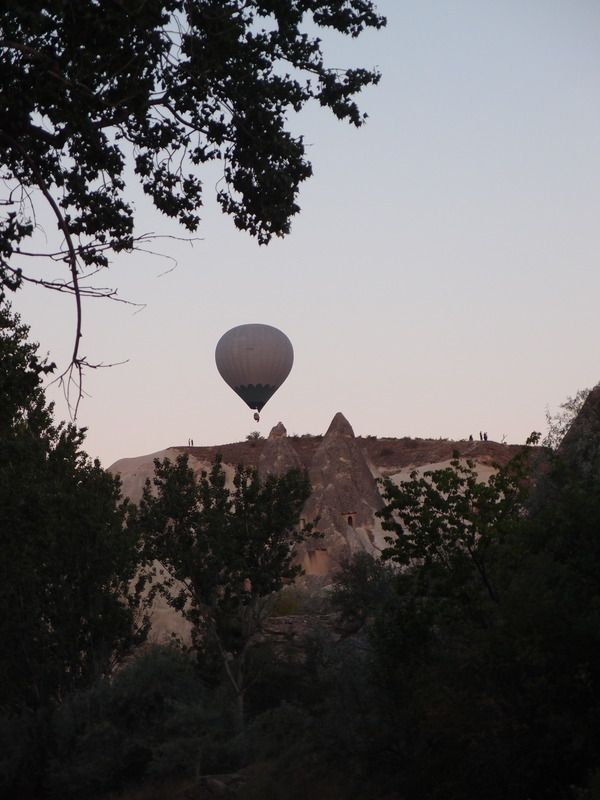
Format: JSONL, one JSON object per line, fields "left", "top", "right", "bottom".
{"left": 46, "top": 647, "right": 211, "bottom": 798}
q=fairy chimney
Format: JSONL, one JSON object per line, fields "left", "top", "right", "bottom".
{"left": 258, "top": 422, "right": 303, "bottom": 477}
{"left": 299, "top": 412, "right": 386, "bottom": 575}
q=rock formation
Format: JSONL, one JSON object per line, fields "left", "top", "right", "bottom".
{"left": 109, "top": 419, "right": 525, "bottom": 586}
{"left": 558, "top": 384, "right": 600, "bottom": 481}
{"left": 298, "top": 412, "right": 386, "bottom": 575}
{"left": 108, "top": 417, "right": 528, "bottom": 641}
{"left": 258, "top": 422, "right": 302, "bottom": 477}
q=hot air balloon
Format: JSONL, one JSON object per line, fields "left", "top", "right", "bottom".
{"left": 215, "top": 324, "right": 294, "bottom": 421}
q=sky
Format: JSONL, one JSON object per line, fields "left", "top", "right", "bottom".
{"left": 12, "top": 0, "right": 600, "bottom": 468}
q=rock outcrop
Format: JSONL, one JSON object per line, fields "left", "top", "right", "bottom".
{"left": 558, "top": 384, "right": 600, "bottom": 481}
{"left": 109, "top": 420, "right": 526, "bottom": 585}
{"left": 108, "top": 417, "right": 530, "bottom": 641}
{"left": 298, "top": 412, "right": 386, "bottom": 574}
{"left": 258, "top": 422, "right": 302, "bottom": 477}
{"left": 110, "top": 448, "right": 180, "bottom": 503}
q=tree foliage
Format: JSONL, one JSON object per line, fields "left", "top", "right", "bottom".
{"left": 543, "top": 387, "right": 591, "bottom": 450}
{"left": 0, "top": 0, "right": 385, "bottom": 412}
{"left": 378, "top": 442, "right": 536, "bottom": 609}
{"left": 1, "top": 0, "right": 384, "bottom": 249}
{"left": 0, "top": 0, "right": 384, "bottom": 391}
{"left": 330, "top": 435, "right": 600, "bottom": 800}
{"left": 0, "top": 296, "right": 146, "bottom": 715}
{"left": 45, "top": 646, "right": 213, "bottom": 798}
{"left": 139, "top": 454, "right": 313, "bottom": 729}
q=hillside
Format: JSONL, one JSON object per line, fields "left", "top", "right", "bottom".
{"left": 110, "top": 414, "right": 524, "bottom": 568}
{"left": 157, "top": 431, "right": 520, "bottom": 475}
{"left": 108, "top": 417, "right": 527, "bottom": 645}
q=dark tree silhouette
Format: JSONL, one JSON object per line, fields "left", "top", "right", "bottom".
{"left": 0, "top": 1, "right": 384, "bottom": 406}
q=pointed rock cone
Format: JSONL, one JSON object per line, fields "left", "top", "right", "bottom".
{"left": 258, "top": 422, "right": 303, "bottom": 478}
{"left": 300, "top": 412, "right": 385, "bottom": 574}
{"left": 325, "top": 411, "right": 356, "bottom": 438}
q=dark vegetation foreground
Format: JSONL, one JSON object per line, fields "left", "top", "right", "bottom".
{"left": 3, "top": 295, "right": 600, "bottom": 800}
{"left": 8, "top": 3, "right": 599, "bottom": 796}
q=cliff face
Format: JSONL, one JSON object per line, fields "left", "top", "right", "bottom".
{"left": 109, "top": 416, "right": 524, "bottom": 580}
{"left": 558, "top": 385, "right": 600, "bottom": 481}
{"left": 299, "top": 413, "right": 385, "bottom": 574}
{"left": 108, "top": 417, "right": 526, "bottom": 643}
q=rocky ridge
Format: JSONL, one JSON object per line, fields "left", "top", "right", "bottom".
{"left": 110, "top": 416, "right": 523, "bottom": 576}
{"left": 108, "top": 416, "right": 526, "bottom": 643}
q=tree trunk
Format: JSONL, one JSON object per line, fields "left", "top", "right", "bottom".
{"left": 236, "top": 689, "right": 247, "bottom": 763}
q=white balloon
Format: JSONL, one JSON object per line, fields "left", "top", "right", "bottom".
{"left": 215, "top": 324, "right": 294, "bottom": 412}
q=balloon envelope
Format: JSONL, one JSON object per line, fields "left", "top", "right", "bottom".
{"left": 215, "top": 324, "right": 294, "bottom": 412}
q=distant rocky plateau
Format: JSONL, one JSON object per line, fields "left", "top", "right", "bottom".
{"left": 108, "top": 392, "right": 600, "bottom": 643}
{"left": 109, "top": 412, "right": 523, "bottom": 579}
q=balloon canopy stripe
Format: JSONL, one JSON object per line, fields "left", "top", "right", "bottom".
{"left": 233, "top": 384, "right": 278, "bottom": 412}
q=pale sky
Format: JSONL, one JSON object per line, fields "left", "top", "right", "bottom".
{"left": 12, "top": 0, "right": 600, "bottom": 467}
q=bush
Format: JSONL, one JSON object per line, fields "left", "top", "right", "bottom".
{"left": 46, "top": 646, "right": 211, "bottom": 798}
{"left": 0, "top": 709, "right": 47, "bottom": 799}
